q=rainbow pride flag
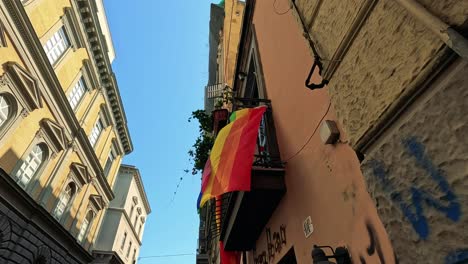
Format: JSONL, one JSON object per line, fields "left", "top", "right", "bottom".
{"left": 198, "top": 106, "right": 267, "bottom": 209}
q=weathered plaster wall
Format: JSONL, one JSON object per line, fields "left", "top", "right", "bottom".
{"left": 326, "top": 0, "right": 444, "bottom": 147}
{"left": 294, "top": 0, "right": 468, "bottom": 148}
{"left": 296, "top": 0, "right": 363, "bottom": 61}
{"left": 362, "top": 59, "right": 468, "bottom": 264}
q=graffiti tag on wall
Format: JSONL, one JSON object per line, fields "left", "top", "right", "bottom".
{"left": 369, "top": 137, "right": 461, "bottom": 239}
{"left": 368, "top": 137, "right": 466, "bottom": 263}
{"left": 254, "top": 225, "right": 287, "bottom": 264}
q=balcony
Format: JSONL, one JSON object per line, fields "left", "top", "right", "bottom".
{"left": 216, "top": 98, "right": 285, "bottom": 251}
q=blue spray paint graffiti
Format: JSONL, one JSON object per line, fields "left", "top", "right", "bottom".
{"left": 445, "top": 249, "right": 468, "bottom": 264}
{"left": 369, "top": 137, "right": 461, "bottom": 240}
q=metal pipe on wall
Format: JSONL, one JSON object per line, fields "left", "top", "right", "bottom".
{"left": 395, "top": 0, "right": 468, "bottom": 59}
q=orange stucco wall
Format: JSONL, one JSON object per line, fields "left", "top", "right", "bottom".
{"left": 246, "top": 0, "right": 396, "bottom": 263}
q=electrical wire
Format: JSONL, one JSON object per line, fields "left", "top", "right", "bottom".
{"left": 283, "top": 101, "right": 332, "bottom": 162}
{"left": 138, "top": 253, "right": 195, "bottom": 260}
{"left": 169, "top": 170, "right": 189, "bottom": 205}
{"left": 273, "top": 0, "right": 292, "bottom": 15}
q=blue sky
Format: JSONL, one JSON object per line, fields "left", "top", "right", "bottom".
{"left": 104, "top": 1, "right": 216, "bottom": 263}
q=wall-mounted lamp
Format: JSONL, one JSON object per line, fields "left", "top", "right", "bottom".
{"left": 312, "top": 245, "right": 351, "bottom": 264}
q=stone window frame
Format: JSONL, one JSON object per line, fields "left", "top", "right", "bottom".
{"left": 11, "top": 118, "right": 67, "bottom": 193}
{"left": 103, "top": 143, "right": 116, "bottom": 178}
{"left": 77, "top": 209, "right": 95, "bottom": 244}
{"left": 52, "top": 180, "right": 79, "bottom": 223}
{"left": 51, "top": 162, "right": 90, "bottom": 224}
{"left": 0, "top": 63, "right": 43, "bottom": 146}
{"left": 88, "top": 106, "right": 111, "bottom": 148}
{"left": 0, "top": 91, "right": 19, "bottom": 140}
{"left": 78, "top": 194, "right": 104, "bottom": 245}
{"left": 65, "top": 60, "right": 98, "bottom": 113}
{"left": 66, "top": 72, "right": 89, "bottom": 112}
{"left": 40, "top": 10, "right": 85, "bottom": 69}
{"left": 11, "top": 141, "right": 50, "bottom": 193}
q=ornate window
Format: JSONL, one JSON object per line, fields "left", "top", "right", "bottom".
{"left": 67, "top": 77, "right": 87, "bottom": 110}
{"left": 53, "top": 182, "right": 77, "bottom": 220}
{"left": 0, "top": 94, "right": 12, "bottom": 128}
{"left": 43, "top": 26, "right": 70, "bottom": 65}
{"left": 89, "top": 117, "right": 103, "bottom": 147}
{"left": 14, "top": 143, "right": 47, "bottom": 189}
{"left": 77, "top": 211, "right": 94, "bottom": 243}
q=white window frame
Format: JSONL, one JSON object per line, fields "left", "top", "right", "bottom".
{"left": 77, "top": 211, "right": 94, "bottom": 243}
{"left": 89, "top": 117, "right": 104, "bottom": 147}
{"left": 53, "top": 182, "right": 76, "bottom": 221}
{"left": 67, "top": 77, "right": 87, "bottom": 110}
{"left": 0, "top": 94, "right": 12, "bottom": 128}
{"left": 14, "top": 144, "right": 46, "bottom": 189}
{"left": 43, "top": 26, "right": 70, "bottom": 66}
{"left": 103, "top": 148, "right": 116, "bottom": 177}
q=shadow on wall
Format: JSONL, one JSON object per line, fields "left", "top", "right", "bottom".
{"left": 0, "top": 148, "right": 19, "bottom": 173}
{"left": 0, "top": 147, "right": 94, "bottom": 259}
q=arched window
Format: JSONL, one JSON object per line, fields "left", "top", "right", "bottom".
{"left": 15, "top": 143, "right": 47, "bottom": 189}
{"left": 0, "top": 94, "right": 12, "bottom": 128}
{"left": 77, "top": 211, "right": 94, "bottom": 243}
{"left": 53, "top": 182, "right": 76, "bottom": 220}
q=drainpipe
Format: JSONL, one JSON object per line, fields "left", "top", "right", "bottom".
{"left": 395, "top": 0, "right": 468, "bottom": 59}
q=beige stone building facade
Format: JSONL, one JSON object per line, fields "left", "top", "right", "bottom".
{"left": 0, "top": 0, "right": 149, "bottom": 263}
{"left": 93, "top": 165, "right": 151, "bottom": 264}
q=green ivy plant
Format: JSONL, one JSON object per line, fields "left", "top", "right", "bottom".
{"left": 188, "top": 110, "right": 214, "bottom": 175}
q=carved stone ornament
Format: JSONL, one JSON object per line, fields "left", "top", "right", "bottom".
{"left": 20, "top": 108, "right": 29, "bottom": 118}
{"left": 39, "top": 119, "right": 67, "bottom": 153}
{"left": 5, "top": 62, "right": 42, "bottom": 111}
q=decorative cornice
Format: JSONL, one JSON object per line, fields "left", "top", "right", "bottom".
{"left": 119, "top": 165, "right": 151, "bottom": 214}
{"left": 73, "top": 0, "right": 133, "bottom": 154}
